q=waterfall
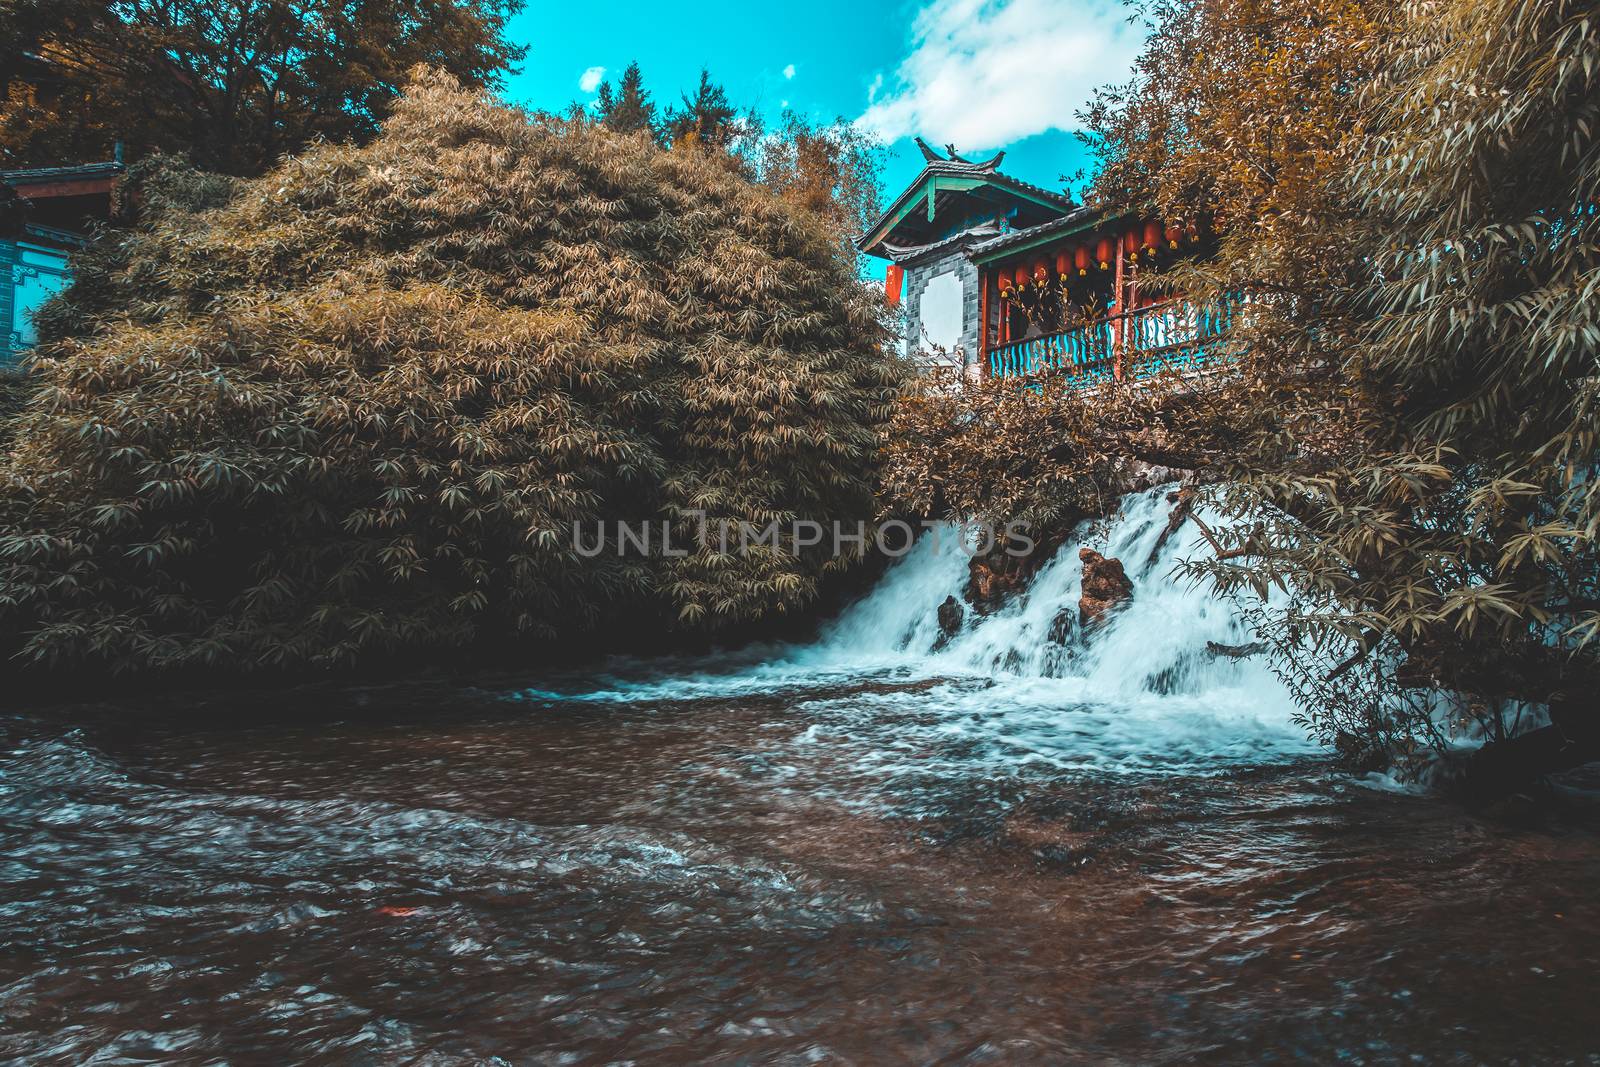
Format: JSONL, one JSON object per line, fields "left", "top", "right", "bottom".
{"left": 516, "top": 486, "right": 1315, "bottom": 773}
{"left": 815, "top": 487, "right": 1288, "bottom": 696}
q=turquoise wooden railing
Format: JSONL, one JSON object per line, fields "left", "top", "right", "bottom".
{"left": 985, "top": 320, "right": 1116, "bottom": 381}
{"left": 986, "top": 295, "right": 1240, "bottom": 383}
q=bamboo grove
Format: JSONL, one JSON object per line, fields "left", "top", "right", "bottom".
{"left": 0, "top": 70, "right": 898, "bottom": 677}
{"left": 1087, "top": 0, "right": 1600, "bottom": 783}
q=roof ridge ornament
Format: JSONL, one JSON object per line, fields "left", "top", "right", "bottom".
{"left": 913, "top": 136, "right": 1005, "bottom": 172}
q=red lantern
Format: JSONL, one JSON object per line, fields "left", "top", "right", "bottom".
{"left": 1032, "top": 260, "right": 1050, "bottom": 288}
{"left": 1011, "top": 265, "right": 1030, "bottom": 290}
{"left": 1164, "top": 223, "right": 1183, "bottom": 250}
{"left": 1123, "top": 229, "right": 1141, "bottom": 260}
{"left": 1095, "top": 237, "right": 1114, "bottom": 270}
{"left": 1074, "top": 245, "right": 1092, "bottom": 276}
{"left": 1055, "top": 250, "right": 1072, "bottom": 282}
{"left": 1143, "top": 221, "right": 1163, "bottom": 255}
{"left": 1185, "top": 221, "right": 1201, "bottom": 243}
{"left": 996, "top": 271, "right": 1014, "bottom": 298}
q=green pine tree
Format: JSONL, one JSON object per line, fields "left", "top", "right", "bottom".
{"left": 663, "top": 70, "right": 741, "bottom": 152}
{"left": 594, "top": 61, "right": 661, "bottom": 144}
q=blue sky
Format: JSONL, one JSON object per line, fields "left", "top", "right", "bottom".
{"left": 502, "top": 0, "right": 1146, "bottom": 272}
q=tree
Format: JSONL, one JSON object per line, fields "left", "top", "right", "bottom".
{"left": 0, "top": 70, "right": 898, "bottom": 680}
{"left": 1086, "top": 0, "right": 1600, "bottom": 790}
{"left": 0, "top": 0, "right": 526, "bottom": 175}
{"left": 663, "top": 69, "right": 744, "bottom": 153}
{"left": 589, "top": 71, "right": 885, "bottom": 271}
{"left": 594, "top": 61, "right": 661, "bottom": 143}
{"left": 752, "top": 110, "right": 886, "bottom": 270}
{"left": 1218, "top": 0, "right": 1600, "bottom": 791}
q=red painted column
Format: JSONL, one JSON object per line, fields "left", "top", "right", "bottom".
{"left": 1112, "top": 242, "right": 1125, "bottom": 382}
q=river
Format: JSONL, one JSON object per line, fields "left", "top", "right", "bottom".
{"left": 3, "top": 490, "right": 1598, "bottom": 1063}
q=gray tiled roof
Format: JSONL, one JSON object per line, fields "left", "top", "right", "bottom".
{"left": 858, "top": 152, "right": 1074, "bottom": 252}
{"left": 1, "top": 161, "right": 124, "bottom": 184}
{"left": 971, "top": 206, "right": 1105, "bottom": 257}
{"left": 918, "top": 159, "right": 1075, "bottom": 209}
{"left": 879, "top": 222, "right": 1003, "bottom": 265}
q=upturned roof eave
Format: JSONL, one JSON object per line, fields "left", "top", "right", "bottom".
{"left": 969, "top": 205, "right": 1134, "bottom": 264}
{"left": 856, "top": 158, "right": 1076, "bottom": 258}
{"left": 878, "top": 223, "right": 1004, "bottom": 266}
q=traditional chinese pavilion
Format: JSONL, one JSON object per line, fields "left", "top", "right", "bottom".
{"left": 859, "top": 139, "right": 1233, "bottom": 382}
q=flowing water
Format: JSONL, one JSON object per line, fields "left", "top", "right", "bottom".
{"left": 3, "top": 489, "right": 1599, "bottom": 1064}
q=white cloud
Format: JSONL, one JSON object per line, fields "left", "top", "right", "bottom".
{"left": 783, "top": 63, "right": 797, "bottom": 80}
{"left": 858, "top": 0, "right": 1145, "bottom": 151}
{"left": 578, "top": 66, "right": 606, "bottom": 94}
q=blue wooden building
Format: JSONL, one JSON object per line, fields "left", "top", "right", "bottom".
{"left": 859, "top": 140, "right": 1232, "bottom": 383}
{"left": 1, "top": 160, "right": 122, "bottom": 366}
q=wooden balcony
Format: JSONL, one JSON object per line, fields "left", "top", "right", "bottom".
{"left": 986, "top": 296, "right": 1239, "bottom": 382}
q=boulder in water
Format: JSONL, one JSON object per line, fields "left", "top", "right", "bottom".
{"left": 1047, "top": 607, "right": 1075, "bottom": 646}
{"left": 1079, "top": 548, "right": 1133, "bottom": 627}
{"left": 965, "top": 554, "right": 1029, "bottom": 615}
{"left": 1205, "top": 640, "right": 1268, "bottom": 660}
{"left": 964, "top": 527, "right": 1074, "bottom": 615}
{"left": 935, "top": 595, "right": 964, "bottom": 649}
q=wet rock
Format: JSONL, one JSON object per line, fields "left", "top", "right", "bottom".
{"left": 937, "top": 595, "right": 964, "bottom": 636}
{"left": 1123, "top": 460, "right": 1189, "bottom": 493}
{"left": 1042, "top": 608, "right": 1079, "bottom": 676}
{"left": 1047, "top": 608, "right": 1075, "bottom": 646}
{"left": 1144, "top": 664, "right": 1179, "bottom": 695}
{"left": 964, "top": 553, "right": 1031, "bottom": 615}
{"left": 1079, "top": 548, "right": 1133, "bottom": 627}
{"left": 964, "top": 525, "right": 1076, "bottom": 615}
{"left": 1333, "top": 729, "right": 1390, "bottom": 774}
{"left": 1205, "top": 640, "right": 1268, "bottom": 660}
{"left": 934, "top": 595, "right": 964, "bottom": 650}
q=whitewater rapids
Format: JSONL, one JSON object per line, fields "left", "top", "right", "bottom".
{"left": 513, "top": 486, "right": 1315, "bottom": 777}
{"left": 7, "top": 489, "right": 1600, "bottom": 1064}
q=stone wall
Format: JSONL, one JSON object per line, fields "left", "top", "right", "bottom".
{"left": 902, "top": 249, "right": 980, "bottom": 370}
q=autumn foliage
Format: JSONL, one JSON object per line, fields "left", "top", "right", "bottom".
{"left": 878, "top": 367, "right": 1267, "bottom": 535}
{"left": 1086, "top": 0, "right": 1600, "bottom": 784}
